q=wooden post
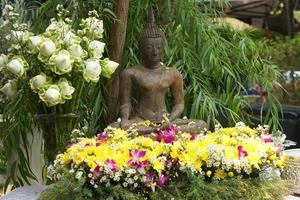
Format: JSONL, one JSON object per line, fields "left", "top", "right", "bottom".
{"left": 106, "top": 0, "right": 129, "bottom": 124}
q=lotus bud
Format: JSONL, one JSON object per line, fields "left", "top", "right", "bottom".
{"left": 0, "top": 80, "right": 17, "bottom": 97}
{"left": 30, "top": 73, "right": 47, "bottom": 91}
{"left": 40, "top": 40, "right": 56, "bottom": 57}
{"left": 107, "top": 60, "right": 119, "bottom": 74}
{"left": 58, "top": 80, "right": 75, "bottom": 98}
{"left": 7, "top": 59, "right": 24, "bottom": 76}
{"left": 28, "top": 36, "right": 43, "bottom": 50}
{"left": 69, "top": 44, "right": 83, "bottom": 58}
{"left": 83, "top": 59, "right": 101, "bottom": 82}
{"left": 54, "top": 54, "right": 71, "bottom": 72}
{"left": 44, "top": 88, "right": 60, "bottom": 103}
{"left": 88, "top": 40, "right": 105, "bottom": 58}
{"left": 0, "top": 54, "right": 8, "bottom": 71}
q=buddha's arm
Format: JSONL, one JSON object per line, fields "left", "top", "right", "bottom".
{"left": 170, "top": 69, "right": 184, "bottom": 121}
{"left": 120, "top": 70, "right": 132, "bottom": 122}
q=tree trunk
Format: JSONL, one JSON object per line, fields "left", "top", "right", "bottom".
{"left": 105, "top": 0, "right": 129, "bottom": 124}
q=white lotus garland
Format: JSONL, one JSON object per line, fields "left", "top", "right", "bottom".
{"left": 0, "top": 5, "right": 119, "bottom": 107}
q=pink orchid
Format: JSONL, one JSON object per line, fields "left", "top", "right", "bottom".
{"left": 156, "top": 174, "right": 169, "bottom": 187}
{"left": 90, "top": 165, "right": 101, "bottom": 177}
{"left": 105, "top": 159, "right": 118, "bottom": 172}
{"left": 127, "top": 149, "right": 147, "bottom": 167}
{"left": 261, "top": 133, "right": 273, "bottom": 143}
{"left": 97, "top": 132, "right": 107, "bottom": 141}
{"left": 238, "top": 145, "right": 248, "bottom": 159}
{"left": 166, "top": 124, "right": 179, "bottom": 134}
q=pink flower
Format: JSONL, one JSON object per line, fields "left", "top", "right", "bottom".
{"left": 261, "top": 133, "right": 273, "bottom": 143}
{"left": 155, "top": 125, "right": 178, "bottom": 144}
{"left": 90, "top": 165, "right": 101, "bottom": 177}
{"left": 238, "top": 145, "right": 248, "bottom": 159}
{"left": 97, "top": 132, "right": 107, "bottom": 141}
{"left": 191, "top": 134, "right": 198, "bottom": 140}
{"left": 127, "top": 149, "right": 147, "bottom": 168}
{"left": 105, "top": 159, "right": 118, "bottom": 172}
{"left": 156, "top": 174, "right": 169, "bottom": 187}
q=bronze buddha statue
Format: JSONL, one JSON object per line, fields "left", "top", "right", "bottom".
{"left": 113, "top": 9, "right": 206, "bottom": 134}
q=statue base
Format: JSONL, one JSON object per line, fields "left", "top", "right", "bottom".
{"left": 110, "top": 119, "right": 207, "bottom": 135}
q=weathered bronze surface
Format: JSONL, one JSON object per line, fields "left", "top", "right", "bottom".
{"left": 112, "top": 9, "right": 206, "bottom": 133}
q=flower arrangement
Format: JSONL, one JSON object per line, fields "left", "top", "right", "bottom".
{"left": 0, "top": 5, "right": 118, "bottom": 162}
{"left": 0, "top": 5, "right": 118, "bottom": 105}
{"left": 43, "top": 122, "right": 292, "bottom": 199}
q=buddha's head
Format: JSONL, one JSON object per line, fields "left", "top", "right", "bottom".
{"left": 139, "top": 8, "right": 165, "bottom": 66}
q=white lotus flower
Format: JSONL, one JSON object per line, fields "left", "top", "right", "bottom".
{"left": 107, "top": 60, "right": 119, "bottom": 74}
{"left": 39, "top": 40, "right": 56, "bottom": 57}
{"left": 39, "top": 85, "right": 61, "bottom": 107}
{"left": 7, "top": 59, "right": 24, "bottom": 76}
{"left": 55, "top": 54, "right": 71, "bottom": 72}
{"left": 88, "top": 40, "right": 105, "bottom": 58}
{"left": 45, "top": 88, "right": 60, "bottom": 102}
{"left": 0, "top": 54, "right": 8, "bottom": 71}
{"left": 0, "top": 80, "right": 17, "bottom": 97}
{"left": 83, "top": 59, "right": 101, "bottom": 82}
{"left": 58, "top": 79, "right": 75, "bottom": 100}
{"left": 69, "top": 44, "right": 83, "bottom": 58}
{"left": 30, "top": 73, "right": 47, "bottom": 91}
{"left": 28, "top": 36, "right": 43, "bottom": 50}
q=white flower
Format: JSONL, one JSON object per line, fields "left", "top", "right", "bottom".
{"left": 49, "top": 50, "right": 73, "bottom": 75}
{"left": 28, "top": 36, "right": 43, "bottom": 50}
{"left": 7, "top": 58, "right": 25, "bottom": 77}
{"left": 75, "top": 171, "right": 84, "bottom": 180}
{"left": 107, "top": 60, "right": 119, "bottom": 74}
{"left": 69, "top": 44, "right": 83, "bottom": 58}
{"left": 57, "top": 79, "right": 75, "bottom": 100}
{"left": 88, "top": 40, "right": 105, "bottom": 58}
{"left": 0, "top": 54, "right": 8, "bottom": 71}
{"left": 83, "top": 59, "right": 101, "bottom": 82}
{"left": 39, "top": 85, "right": 61, "bottom": 107}
{"left": 11, "top": 31, "right": 25, "bottom": 42}
{"left": 39, "top": 40, "right": 56, "bottom": 57}
{"left": 54, "top": 54, "right": 71, "bottom": 72}
{"left": 30, "top": 73, "right": 47, "bottom": 91}
{"left": 0, "top": 80, "right": 17, "bottom": 97}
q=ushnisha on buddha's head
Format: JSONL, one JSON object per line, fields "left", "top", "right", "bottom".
{"left": 138, "top": 9, "right": 166, "bottom": 67}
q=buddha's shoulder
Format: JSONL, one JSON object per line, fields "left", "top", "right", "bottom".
{"left": 164, "top": 66, "right": 182, "bottom": 77}
{"left": 121, "top": 65, "right": 142, "bottom": 76}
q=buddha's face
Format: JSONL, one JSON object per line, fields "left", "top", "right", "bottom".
{"left": 141, "top": 37, "right": 164, "bottom": 65}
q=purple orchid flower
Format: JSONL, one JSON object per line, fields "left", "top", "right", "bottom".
{"left": 156, "top": 174, "right": 169, "bottom": 187}
{"left": 166, "top": 124, "right": 179, "bottom": 134}
{"left": 127, "top": 149, "right": 147, "bottom": 167}
{"left": 105, "top": 159, "right": 118, "bottom": 172}
{"left": 97, "top": 132, "right": 107, "bottom": 141}
{"left": 144, "top": 171, "right": 154, "bottom": 185}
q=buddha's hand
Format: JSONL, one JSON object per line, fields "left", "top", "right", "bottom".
{"left": 120, "top": 119, "right": 131, "bottom": 129}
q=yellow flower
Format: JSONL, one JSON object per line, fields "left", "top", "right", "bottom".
{"left": 228, "top": 171, "right": 234, "bottom": 177}
{"left": 206, "top": 170, "right": 212, "bottom": 177}
{"left": 153, "top": 159, "right": 165, "bottom": 174}
{"left": 214, "top": 169, "right": 226, "bottom": 180}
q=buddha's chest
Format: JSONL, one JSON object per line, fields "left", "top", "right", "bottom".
{"left": 133, "top": 70, "right": 173, "bottom": 91}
